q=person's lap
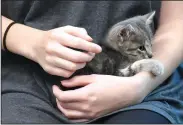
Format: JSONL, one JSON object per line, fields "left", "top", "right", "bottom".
{"left": 93, "top": 109, "right": 170, "bottom": 124}
{"left": 1, "top": 54, "right": 171, "bottom": 124}
{"left": 2, "top": 54, "right": 67, "bottom": 123}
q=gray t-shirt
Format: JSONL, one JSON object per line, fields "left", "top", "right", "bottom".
{"left": 2, "top": 1, "right": 183, "bottom": 123}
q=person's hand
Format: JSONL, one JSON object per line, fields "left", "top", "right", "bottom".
{"left": 33, "top": 25, "right": 102, "bottom": 77}
{"left": 53, "top": 74, "right": 149, "bottom": 121}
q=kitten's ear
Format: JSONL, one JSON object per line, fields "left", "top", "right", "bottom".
{"left": 120, "top": 24, "right": 135, "bottom": 38}
{"left": 143, "top": 11, "right": 156, "bottom": 25}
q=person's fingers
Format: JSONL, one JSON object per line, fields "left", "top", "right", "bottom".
{"left": 46, "top": 42, "right": 94, "bottom": 63}
{"left": 46, "top": 55, "right": 86, "bottom": 71}
{"left": 53, "top": 31, "right": 102, "bottom": 53}
{"left": 61, "top": 75, "right": 96, "bottom": 87}
{"left": 56, "top": 99, "right": 88, "bottom": 119}
{"left": 58, "top": 100, "right": 90, "bottom": 112}
{"left": 53, "top": 85, "right": 87, "bottom": 102}
{"left": 43, "top": 65, "right": 74, "bottom": 78}
{"left": 62, "top": 25, "right": 92, "bottom": 41}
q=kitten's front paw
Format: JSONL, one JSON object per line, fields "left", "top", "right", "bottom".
{"left": 130, "top": 59, "right": 164, "bottom": 76}
{"left": 151, "top": 61, "right": 164, "bottom": 76}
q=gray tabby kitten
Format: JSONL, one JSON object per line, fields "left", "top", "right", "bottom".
{"left": 80, "top": 11, "right": 164, "bottom": 77}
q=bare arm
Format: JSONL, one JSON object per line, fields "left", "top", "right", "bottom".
{"left": 1, "top": 16, "right": 43, "bottom": 61}
{"left": 138, "top": 1, "right": 183, "bottom": 96}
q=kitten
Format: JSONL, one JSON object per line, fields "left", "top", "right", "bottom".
{"left": 78, "top": 11, "right": 164, "bottom": 77}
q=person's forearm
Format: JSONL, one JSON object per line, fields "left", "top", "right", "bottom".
{"left": 1, "top": 16, "right": 43, "bottom": 61}
{"left": 138, "top": 1, "right": 183, "bottom": 96}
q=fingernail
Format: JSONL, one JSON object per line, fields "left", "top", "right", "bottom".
{"left": 53, "top": 85, "right": 59, "bottom": 89}
{"left": 52, "top": 85, "right": 57, "bottom": 94}
{"left": 88, "top": 52, "right": 95, "bottom": 57}
{"left": 87, "top": 35, "right": 93, "bottom": 41}
{"left": 61, "top": 81, "right": 65, "bottom": 84}
{"left": 52, "top": 85, "right": 56, "bottom": 89}
{"left": 95, "top": 45, "right": 102, "bottom": 53}
{"left": 61, "top": 80, "right": 68, "bottom": 83}
{"left": 61, "top": 80, "right": 68, "bottom": 85}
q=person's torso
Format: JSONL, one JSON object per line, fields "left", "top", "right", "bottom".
{"left": 2, "top": 1, "right": 160, "bottom": 43}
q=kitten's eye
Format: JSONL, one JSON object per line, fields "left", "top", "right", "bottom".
{"left": 139, "top": 46, "right": 145, "bottom": 51}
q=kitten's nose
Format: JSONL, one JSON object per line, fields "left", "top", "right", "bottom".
{"left": 148, "top": 54, "right": 153, "bottom": 58}
{"left": 146, "top": 48, "right": 153, "bottom": 58}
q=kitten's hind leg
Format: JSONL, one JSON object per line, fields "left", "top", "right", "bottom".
{"left": 129, "top": 59, "right": 164, "bottom": 76}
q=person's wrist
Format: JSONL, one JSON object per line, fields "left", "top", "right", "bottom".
{"left": 23, "top": 29, "right": 45, "bottom": 63}
{"left": 131, "top": 81, "right": 146, "bottom": 104}
{"left": 132, "top": 71, "right": 156, "bottom": 102}
{"left": 116, "top": 75, "right": 148, "bottom": 105}
{"left": 4, "top": 23, "right": 44, "bottom": 63}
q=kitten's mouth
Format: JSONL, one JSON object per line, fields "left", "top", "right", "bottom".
{"left": 119, "top": 51, "right": 137, "bottom": 57}
{"left": 128, "top": 54, "right": 137, "bottom": 57}
{"left": 124, "top": 53, "right": 137, "bottom": 57}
